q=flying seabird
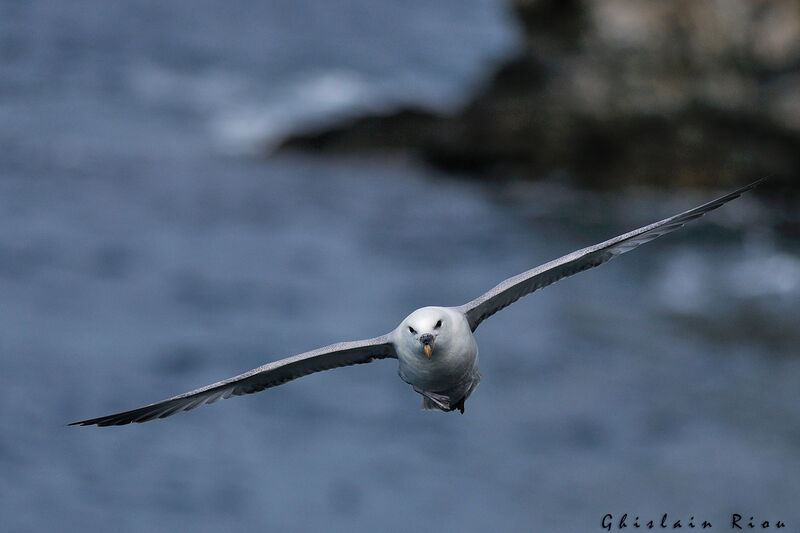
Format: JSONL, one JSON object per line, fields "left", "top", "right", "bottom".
{"left": 71, "top": 180, "right": 763, "bottom": 426}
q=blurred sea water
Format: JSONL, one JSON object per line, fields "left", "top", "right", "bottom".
{"left": 2, "top": 2, "right": 799, "bottom": 532}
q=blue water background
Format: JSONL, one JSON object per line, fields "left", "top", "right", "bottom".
{"left": 2, "top": 2, "right": 799, "bottom": 532}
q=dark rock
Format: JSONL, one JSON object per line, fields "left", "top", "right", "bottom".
{"left": 280, "top": 107, "right": 447, "bottom": 154}
{"left": 276, "top": 0, "right": 800, "bottom": 191}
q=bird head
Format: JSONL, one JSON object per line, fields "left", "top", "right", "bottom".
{"left": 401, "top": 307, "right": 447, "bottom": 359}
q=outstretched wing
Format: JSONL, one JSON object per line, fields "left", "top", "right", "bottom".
{"left": 71, "top": 335, "right": 396, "bottom": 426}
{"left": 459, "top": 180, "right": 763, "bottom": 331}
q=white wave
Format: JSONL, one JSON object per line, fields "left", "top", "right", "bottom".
{"left": 210, "top": 70, "right": 384, "bottom": 155}
{"left": 127, "top": 61, "right": 408, "bottom": 154}
{"left": 727, "top": 249, "right": 800, "bottom": 297}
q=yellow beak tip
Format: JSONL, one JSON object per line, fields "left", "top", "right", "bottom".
{"left": 424, "top": 345, "right": 432, "bottom": 358}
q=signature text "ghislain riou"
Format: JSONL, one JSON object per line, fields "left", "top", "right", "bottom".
{"left": 602, "top": 513, "right": 786, "bottom": 530}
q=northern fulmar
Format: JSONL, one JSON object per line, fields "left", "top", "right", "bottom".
{"left": 71, "top": 180, "right": 763, "bottom": 426}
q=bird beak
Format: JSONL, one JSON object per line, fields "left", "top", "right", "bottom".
{"left": 419, "top": 333, "right": 435, "bottom": 358}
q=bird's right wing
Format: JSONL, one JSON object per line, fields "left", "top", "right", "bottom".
{"left": 71, "top": 335, "right": 396, "bottom": 426}
{"left": 459, "top": 179, "right": 763, "bottom": 331}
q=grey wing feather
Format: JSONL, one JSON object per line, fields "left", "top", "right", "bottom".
{"left": 70, "top": 335, "right": 397, "bottom": 426}
{"left": 459, "top": 179, "right": 764, "bottom": 331}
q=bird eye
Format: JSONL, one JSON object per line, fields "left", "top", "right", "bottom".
{"left": 408, "top": 326, "right": 416, "bottom": 334}
{"left": 434, "top": 320, "right": 442, "bottom": 329}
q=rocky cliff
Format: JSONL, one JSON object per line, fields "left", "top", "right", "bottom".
{"left": 277, "top": 0, "right": 800, "bottom": 190}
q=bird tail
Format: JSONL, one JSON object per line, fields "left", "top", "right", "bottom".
{"left": 422, "top": 392, "right": 452, "bottom": 411}
{"left": 421, "top": 395, "right": 450, "bottom": 411}
{"left": 417, "top": 372, "right": 481, "bottom": 413}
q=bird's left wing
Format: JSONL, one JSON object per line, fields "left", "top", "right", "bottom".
{"left": 70, "top": 335, "right": 396, "bottom": 426}
{"left": 459, "top": 179, "right": 763, "bottom": 332}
